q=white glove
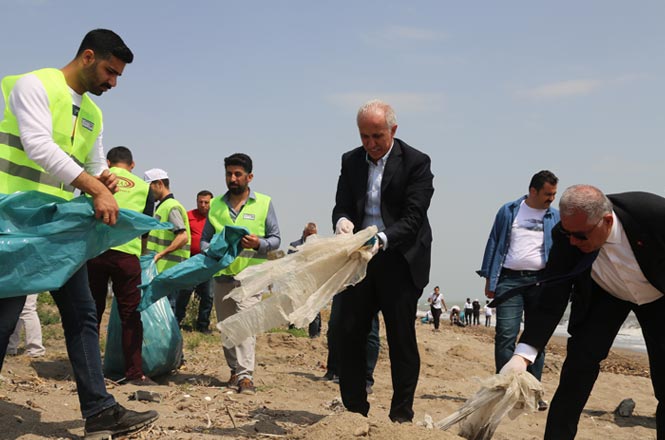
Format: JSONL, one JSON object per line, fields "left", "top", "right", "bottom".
{"left": 335, "top": 218, "right": 354, "bottom": 235}
{"left": 499, "top": 354, "right": 529, "bottom": 375}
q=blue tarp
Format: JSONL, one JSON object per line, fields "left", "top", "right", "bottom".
{"left": 137, "top": 225, "right": 248, "bottom": 312}
{"left": 0, "top": 191, "right": 172, "bottom": 298}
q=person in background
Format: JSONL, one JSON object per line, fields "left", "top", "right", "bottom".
{"left": 144, "top": 168, "right": 191, "bottom": 311}
{"left": 477, "top": 170, "right": 559, "bottom": 412}
{"left": 472, "top": 298, "right": 481, "bottom": 326}
{"left": 87, "top": 146, "right": 155, "bottom": 385}
{"left": 288, "top": 222, "right": 321, "bottom": 338}
{"left": 201, "top": 153, "right": 281, "bottom": 395}
{"left": 175, "top": 190, "right": 214, "bottom": 333}
{"left": 449, "top": 305, "right": 461, "bottom": 326}
{"left": 427, "top": 286, "right": 447, "bottom": 332}
{"left": 7, "top": 294, "right": 45, "bottom": 357}
{"left": 0, "top": 29, "right": 157, "bottom": 438}
{"left": 484, "top": 300, "right": 493, "bottom": 327}
{"left": 463, "top": 298, "right": 473, "bottom": 326}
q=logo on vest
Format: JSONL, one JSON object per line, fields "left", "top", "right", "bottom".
{"left": 116, "top": 176, "right": 135, "bottom": 190}
{"left": 81, "top": 118, "right": 95, "bottom": 131}
{"left": 243, "top": 213, "right": 255, "bottom": 220}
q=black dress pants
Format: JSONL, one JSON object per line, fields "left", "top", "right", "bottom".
{"left": 335, "top": 249, "right": 421, "bottom": 422}
{"left": 545, "top": 283, "right": 665, "bottom": 440}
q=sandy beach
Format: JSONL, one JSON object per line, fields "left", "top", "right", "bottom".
{"left": 0, "top": 307, "right": 657, "bottom": 440}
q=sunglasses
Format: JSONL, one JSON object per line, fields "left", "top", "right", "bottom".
{"left": 558, "top": 218, "right": 603, "bottom": 241}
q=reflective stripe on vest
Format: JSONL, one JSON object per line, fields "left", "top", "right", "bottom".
{"left": 208, "top": 192, "right": 270, "bottom": 276}
{"left": 0, "top": 68, "right": 102, "bottom": 200}
{"left": 109, "top": 167, "right": 150, "bottom": 257}
{"left": 146, "top": 197, "right": 191, "bottom": 273}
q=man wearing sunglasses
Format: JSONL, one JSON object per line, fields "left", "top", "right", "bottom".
{"left": 502, "top": 185, "right": 665, "bottom": 439}
{"left": 477, "top": 170, "right": 559, "bottom": 411}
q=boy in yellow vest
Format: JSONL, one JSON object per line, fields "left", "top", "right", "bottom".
{"left": 201, "top": 153, "right": 281, "bottom": 394}
{"left": 0, "top": 29, "right": 158, "bottom": 438}
{"left": 87, "top": 146, "right": 155, "bottom": 385}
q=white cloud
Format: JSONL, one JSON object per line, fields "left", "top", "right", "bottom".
{"left": 521, "top": 79, "right": 604, "bottom": 99}
{"left": 326, "top": 92, "right": 445, "bottom": 113}
{"left": 363, "top": 25, "right": 446, "bottom": 46}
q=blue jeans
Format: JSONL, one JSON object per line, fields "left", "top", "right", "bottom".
{"left": 494, "top": 272, "right": 545, "bottom": 380}
{"left": 1, "top": 267, "right": 116, "bottom": 418}
{"left": 175, "top": 279, "right": 214, "bottom": 331}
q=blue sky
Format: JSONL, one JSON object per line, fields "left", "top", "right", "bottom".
{"left": 2, "top": 1, "right": 664, "bottom": 306}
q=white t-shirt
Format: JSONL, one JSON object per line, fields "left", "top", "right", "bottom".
{"left": 484, "top": 305, "right": 493, "bottom": 316}
{"left": 503, "top": 200, "right": 547, "bottom": 271}
{"left": 9, "top": 73, "right": 106, "bottom": 185}
{"left": 428, "top": 291, "right": 443, "bottom": 309}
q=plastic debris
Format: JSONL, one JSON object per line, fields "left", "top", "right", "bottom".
{"left": 436, "top": 371, "right": 543, "bottom": 440}
{"left": 217, "top": 226, "right": 377, "bottom": 348}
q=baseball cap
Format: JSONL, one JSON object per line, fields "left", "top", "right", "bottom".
{"left": 144, "top": 168, "right": 169, "bottom": 182}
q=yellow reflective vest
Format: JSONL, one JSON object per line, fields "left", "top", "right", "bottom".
{"left": 208, "top": 192, "right": 270, "bottom": 276}
{"left": 146, "top": 197, "right": 191, "bottom": 273}
{"left": 109, "top": 167, "right": 150, "bottom": 257}
{"left": 0, "top": 68, "right": 102, "bottom": 199}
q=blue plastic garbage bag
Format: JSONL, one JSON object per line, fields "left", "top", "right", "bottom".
{"left": 0, "top": 191, "right": 172, "bottom": 298}
{"left": 137, "top": 225, "right": 248, "bottom": 312}
{"left": 104, "top": 254, "right": 183, "bottom": 380}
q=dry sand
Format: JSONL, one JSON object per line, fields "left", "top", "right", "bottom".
{"left": 0, "top": 311, "right": 658, "bottom": 439}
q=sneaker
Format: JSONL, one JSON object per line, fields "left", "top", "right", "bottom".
{"left": 127, "top": 376, "right": 158, "bottom": 386}
{"left": 332, "top": 374, "right": 340, "bottom": 384}
{"left": 237, "top": 378, "right": 256, "bottom": 395}
{"left": 538, "top": 399, "right": 549, "bottom": 411}
{"left": 84, "top": 403, "right": 158, "bottom": 439}
{"left": 227, "top": 372, "right": 239, "bottom": 388}
{"left": 366, "top": 384, "right": 373, "bottom": 395}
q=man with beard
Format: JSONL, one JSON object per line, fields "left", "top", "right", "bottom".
{"left": 201, "top": 153, "right": 280, "bottom": 395}
{"left": 0, "top": 29, "right": 158, "bottom": 438}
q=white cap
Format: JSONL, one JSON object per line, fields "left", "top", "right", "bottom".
{"left": 144, "top": 168, "right": 169, "bottom": 182}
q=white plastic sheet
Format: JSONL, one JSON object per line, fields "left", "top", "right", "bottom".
{"left": 436, "top": 371, "right": 543, "bottom": 440}
{"left": 217, "top": 226, "right": 377, "bottom": 347}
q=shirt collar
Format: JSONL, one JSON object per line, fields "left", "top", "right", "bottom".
{"left": 365, "top": 140, "right": 394, "bottom": 166}
{"left": 605, "top": 211, "right": 622, "bottom": 245}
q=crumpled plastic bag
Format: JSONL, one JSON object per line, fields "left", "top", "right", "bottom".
{"left": 137, "top": 225, "right": 248, "bottom": 311}
{"left": 104, "top": 254, "right": 183, "bottom": 379}
{"left": 0, "top": 191, "right": 172, "bottom": 298}
{"left": 436, "top": 371, "right": 543, "bottom": 440}
{"left": 217, "top": 226, "right": 377, "bottom": 348}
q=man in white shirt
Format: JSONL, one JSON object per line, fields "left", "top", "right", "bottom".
{"left": 477, "top": 171, "right": 559, "bottom": 411}
{"left": 501, "top": 185, "right": 665, "bottom": 439}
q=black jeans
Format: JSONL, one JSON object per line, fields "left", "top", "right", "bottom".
{"left": 545, "top": 285, "right": 665, "bottom": 440}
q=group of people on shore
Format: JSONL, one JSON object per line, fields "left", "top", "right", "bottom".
{"left": 1, "top": 27, "right": 664, "bottom": 440}
{"left": 424, "top": 289, "right": 493, "bottom": 329}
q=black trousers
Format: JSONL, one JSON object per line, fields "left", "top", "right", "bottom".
{"left": 430, "top": 306, "right": 442, "bottom": 329}
{"left": 545, "top": 283, "right": 665, "bottom": 440}
{"left": 335, "top": 249, "right": 421, "bottom": 422}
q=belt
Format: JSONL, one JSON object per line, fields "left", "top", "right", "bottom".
{"left": 501, "top": 268, "right": 543, "bottom": 277}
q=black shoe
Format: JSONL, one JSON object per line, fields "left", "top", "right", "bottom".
{"left": 84, "top": 403, "right": 158, "bottom": 439}
{"left": 196, "top": 327, "right": 213, "bottom": 335}
{"left": 322, "top": 371, "right": 335, "bottom": 381}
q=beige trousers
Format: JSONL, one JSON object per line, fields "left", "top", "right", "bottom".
{"left": 8, "top": 294, "right": 45, "bottom": 357}
{"left": 214, "top": 277, "right": 261, "bottom": 380}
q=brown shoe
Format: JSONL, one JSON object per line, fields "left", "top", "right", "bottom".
{"left": 227, "top": 372, "right": 239, "bottom": 388}
{"left": 237, "top": 378, "right": 256, "bottom": 395}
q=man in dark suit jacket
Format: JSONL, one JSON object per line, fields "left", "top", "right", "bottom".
{"left": 501, "top": 185, "right": 665, "bottom": 439}
{"left": 332, "top": 99, "right": 434, "bottom": 423}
